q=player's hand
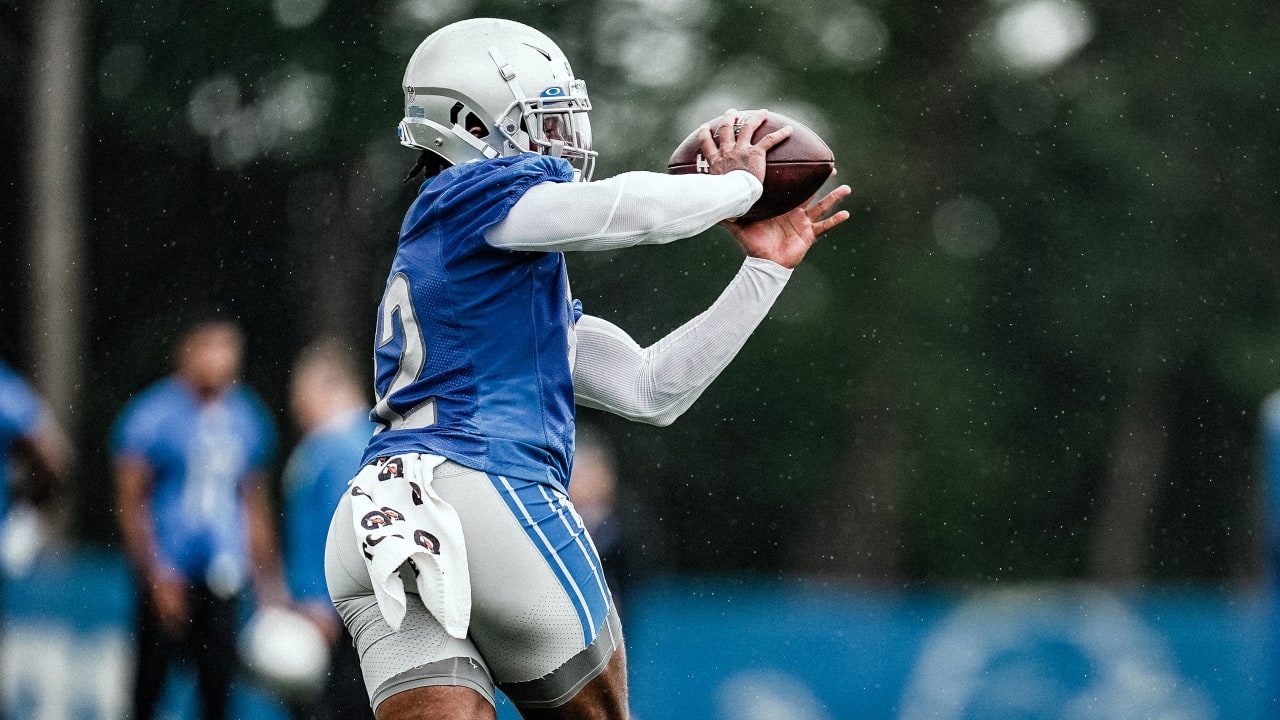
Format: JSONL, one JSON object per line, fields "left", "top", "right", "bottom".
{"left": 299, "top": 602, "right": 343, "bottom": 646}
{"left": 725, "top": 181, "right": 852, "bottom": 269}
{"left": 697, "top": 109, "right": 792, "bottom": 184}
{"left": 254, "top": 574, "right": 291, "bottom": 609}
{"left": 149, "top": 571, "right": 189, "bottom": 635}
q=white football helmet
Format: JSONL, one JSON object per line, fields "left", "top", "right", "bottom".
{"left": 398, "top": 18, "right": 596, "bottom": 181}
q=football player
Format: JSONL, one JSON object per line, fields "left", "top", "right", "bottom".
{"left": 324, "top": 17, "right": 850, "bottom": 720}
{"left": 279, "top": 341, "right": 376, "bottom": 719}
{"left": 112, "top": 321, "right": 285, "bottom": 720}
{"left": 0, "top": 357, "right": 70, "bottom": 560}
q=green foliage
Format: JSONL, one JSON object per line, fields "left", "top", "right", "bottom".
{"left": 18, "top": 0, "right": 1277, "bottom": 581}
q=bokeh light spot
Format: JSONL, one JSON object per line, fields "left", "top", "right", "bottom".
{"left": 993, "top": 0, "right": 1094, "bottom": 74}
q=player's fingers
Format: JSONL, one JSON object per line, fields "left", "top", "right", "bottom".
{"left": 736, "top": 110, "right": 769, "bottom": 147}
{"left": 813, "top": 209, "right": 851, "bottom": 237}
{"left": 697, "top": 124, "right": 718, "bottom": 161}
{"left": 807, "top": 184, "right": 852, "bottom": 219}
{"left": 716, "top": 108, "right": 739, "bottom": 147}
{"left": 756, "top": 125, "right": 793, "bottom": 153}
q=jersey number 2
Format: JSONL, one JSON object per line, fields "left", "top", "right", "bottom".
{"left": 373, "top": 272, "right": 436, "bottom": 432}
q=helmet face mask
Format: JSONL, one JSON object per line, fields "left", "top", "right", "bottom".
{"left": 398, "top": 19, "right": 598, "bottom": 181}
{"left": 507, "top": 81, "right": 595, "bottom": 180}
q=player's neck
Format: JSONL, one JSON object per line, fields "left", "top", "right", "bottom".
{"left": 177, "top": 373, "right": 231, "bottom": 404}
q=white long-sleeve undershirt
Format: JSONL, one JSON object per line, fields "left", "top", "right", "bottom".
{"left": 486, "top": 167, "right": 791, "bottom": 426}
{"left": 572, "top": 257, "right": 792, "bottom": 426}
{"left": 486, "top": 169, "right": 762, "bottom": 252}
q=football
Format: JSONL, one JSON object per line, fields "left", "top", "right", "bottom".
{"left": 667, "top": 110, "right": 835, "bottom": 224}
{"left": 238, "top": 606, "right": 330, "bottom": 699}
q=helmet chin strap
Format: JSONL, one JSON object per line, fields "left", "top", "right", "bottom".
{"left": 488, "top": 46, "right": 529, "bottom": 111}
{"left": 488, "top": 45, "right": 545, "bottom": 158}
{"left": 450, "top": 124, "right": 500, "bottom": 159}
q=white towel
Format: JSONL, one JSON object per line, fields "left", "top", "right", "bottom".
{"left": 348, "top": 454, "right": 471, "bottom": 638}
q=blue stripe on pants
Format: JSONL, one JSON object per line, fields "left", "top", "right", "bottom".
{"left": 489, "top": 474, "right": 612, "bottom": 645}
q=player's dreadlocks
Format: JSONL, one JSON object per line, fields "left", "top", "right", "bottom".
{"left": 402, "top": 149, "right": 451, "bottom": 184}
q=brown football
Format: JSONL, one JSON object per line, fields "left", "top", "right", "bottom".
{"left": 667, "top": 111, "right": 835, "bottom": 223}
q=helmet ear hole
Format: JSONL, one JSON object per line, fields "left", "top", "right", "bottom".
{"left": 464, "top": 112, "right": 488, "bottom": 138}
{"left": 448, "top": 102, "right": 490, "bottom": 138}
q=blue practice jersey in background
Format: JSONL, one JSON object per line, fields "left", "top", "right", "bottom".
{"left": 110, "top": 378, "right": 277, "bottom": 589}
{"left": 363, "top": 154, "right": 581, "bottom": 489}
{"left": 282, "top": 407, "right": 374, "bottom": 602}
{"left": 0, "top": 360, "right": 45, "bottom": 516}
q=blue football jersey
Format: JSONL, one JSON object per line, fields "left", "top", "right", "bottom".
{"left": 110, "top": 377, "right": 277, "bottom": 585}
{"left": 0, "top": 360, "right": 45, "bottom": 516}
{"left": 362, "top": 154, "right": 581, "bottom": 489}
{"left": 283, "top": 408, "right": 374, "bottom": 602}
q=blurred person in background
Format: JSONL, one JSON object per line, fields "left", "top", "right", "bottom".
{"left": 568, "top": 423, "right": 629, "bottom": 611}
{"left": 0, "top": 354, "right": 70, "bottom": 572}
{"left": 0, "top": 350, "right": 70, "bottom": 720}
{"left": 279, "top": 340, "right": 374, "bottom": 720}
{"left": 1260, "top": 390, "right": 1280, "bottom": 702}
{"left": 111, "top": 319, "right": 285, "bottom": 720}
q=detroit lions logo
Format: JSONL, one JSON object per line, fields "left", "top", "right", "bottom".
{"left": 378, "top": 458, "right": 404, "bottom": 481}
{"left": 361, "top": 510, "right": 393, "bottom": 530}
{"left": 415, "top": 529, "right": 441, "bottom": 554}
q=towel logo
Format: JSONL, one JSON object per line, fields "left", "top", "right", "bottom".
{"left": 415, "top": 529, "right": 441, "bottom": 554}
{"left": 378, "top": 458, "right": 405, "bottom": 481}
{"left": 361, "top": 510, "right": 394, "bottom": 530}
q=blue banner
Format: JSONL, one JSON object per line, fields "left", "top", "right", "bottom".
{"left": 2, "top": 553, "right": 1274, "bottom": 719}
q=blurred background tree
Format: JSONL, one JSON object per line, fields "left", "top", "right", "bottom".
{"left": 2, "top": 0, "right": 1278, "bottom": 585}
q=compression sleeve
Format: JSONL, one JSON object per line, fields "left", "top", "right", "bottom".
{"left": 572, "top": 256, "right": 791, "bottom": 426}
{"left": 486, "top": 169, "right": 763, "bottom": 252}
